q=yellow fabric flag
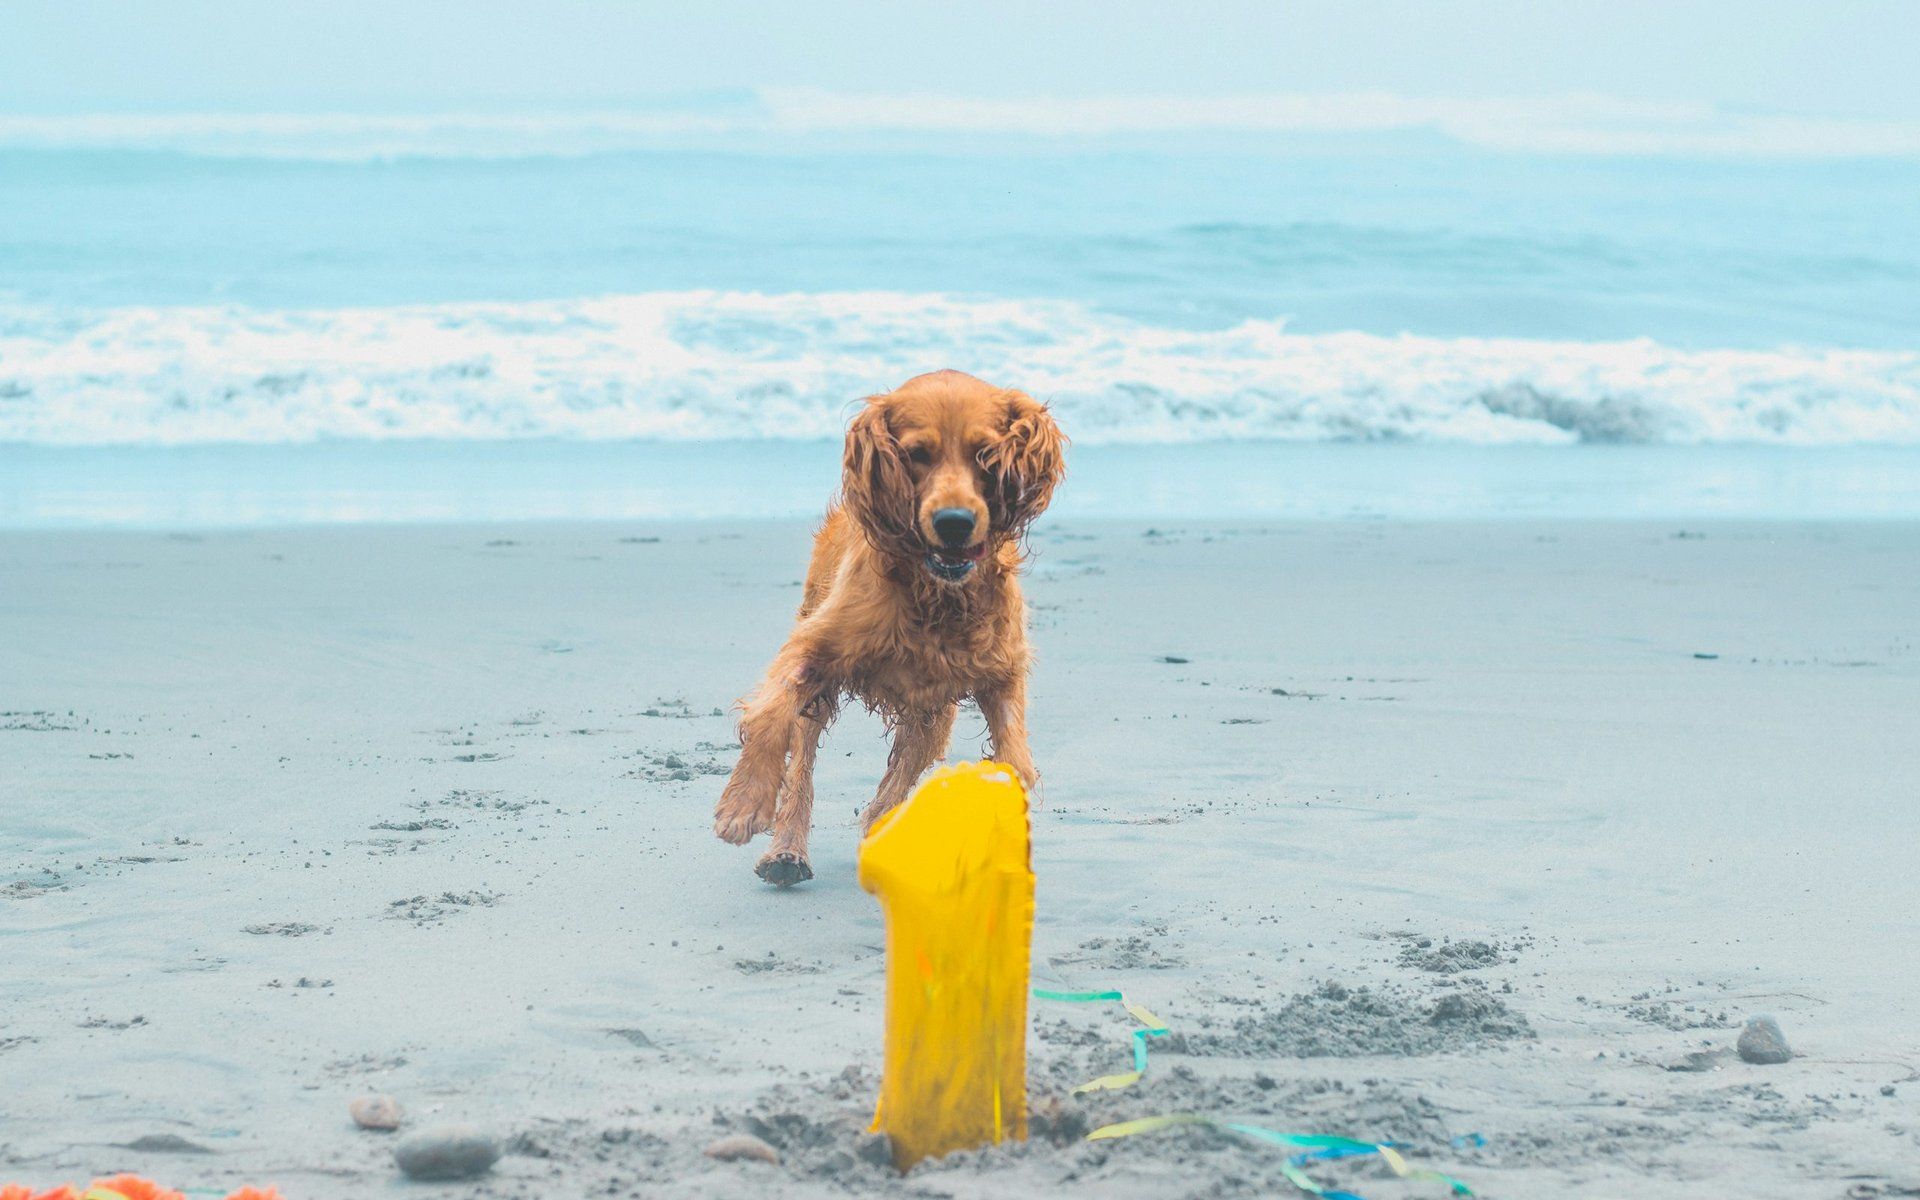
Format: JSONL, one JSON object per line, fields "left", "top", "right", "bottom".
{"left": 857, "top": 760, "right": 1035, "bottom": 1170}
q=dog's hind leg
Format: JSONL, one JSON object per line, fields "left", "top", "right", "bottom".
{"left": 756, "top": 711, "right": 825, "bottom": 887}
{"left": 858, "top": 703, "right": 957, "bottom": 833}
{"left": 715, "top": 648, "right": 817, "bottom": 846}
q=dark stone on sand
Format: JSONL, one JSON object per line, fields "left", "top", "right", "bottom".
{"left": 394, "top": 1124, "right": 500, "bottom": 1179}
{"left": 1737, "top": 1015, "right": 1792, "bottom": 1064}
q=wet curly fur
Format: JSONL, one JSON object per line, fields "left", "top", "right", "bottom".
{"left": 712, "top": 370, "right": 1067, "bottom": 886}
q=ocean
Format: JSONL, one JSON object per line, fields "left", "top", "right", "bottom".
{"left": 3, "top": 106, "right": 1918, "bottom": 524}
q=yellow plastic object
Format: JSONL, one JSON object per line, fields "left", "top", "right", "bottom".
{"left": 857, "top": 760, "right": 1035, "bottom": 1171}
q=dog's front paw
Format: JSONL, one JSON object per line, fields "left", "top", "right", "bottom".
{"left": 755, "top": 849, "right": 813, "bottom": 888}
{"left": 713, "top": 773, "right": 777, "bottom": 845}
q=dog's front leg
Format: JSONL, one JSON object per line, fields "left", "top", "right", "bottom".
{"left": 755, "top": 712, "right": 825, "bottom": 887}
{"left": 857, "top": 703, "right": 956, "bottom": 833}
{"left": 714, "top": 646, "right": 817, "bottom": 845}
{"left": 978, "top": 678, "right": 1039, "bottom": 798}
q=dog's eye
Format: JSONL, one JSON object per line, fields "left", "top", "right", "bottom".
{"left": 906, "top": 447, "right": 932, "bottom": 466}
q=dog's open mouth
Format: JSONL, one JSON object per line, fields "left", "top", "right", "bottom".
{"left": 924, "top": 541, "right": 987, "bottom": 581}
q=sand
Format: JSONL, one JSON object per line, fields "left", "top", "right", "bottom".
{"left": 3, "top": 518, "right": 1917, "bottom": 1197}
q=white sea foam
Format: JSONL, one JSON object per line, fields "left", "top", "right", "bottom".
{"left": 3, "top": 92, "right": 1919, "bottom": 160}
{"left": 3, "top": 291, "right": 1917, "bottom": 446}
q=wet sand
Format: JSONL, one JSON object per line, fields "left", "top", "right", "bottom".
{"left": 3, "top": 519, "right": 1917, "bottom": 1197}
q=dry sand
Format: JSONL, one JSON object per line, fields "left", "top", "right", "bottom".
{"left": 3, "top": 519, "right": 1917, "bottom": 1197}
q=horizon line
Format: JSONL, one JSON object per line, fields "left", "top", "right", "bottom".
{"left": 2, "top": 89, "right": 1918, "bottom": 160}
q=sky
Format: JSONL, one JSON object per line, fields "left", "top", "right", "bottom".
{"left": 2, "top": 0, "right": 1917, "bottom": 119}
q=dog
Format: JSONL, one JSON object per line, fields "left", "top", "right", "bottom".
{"left": 711, "top": 369, "right": 1067, "bottom": 885}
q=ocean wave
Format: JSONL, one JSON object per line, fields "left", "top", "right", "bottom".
{"left": 4, "top": 92, "right": 1920, "bottom": 160}
{"left": 2, "top": 291, "right": 1917, "bottom": 446}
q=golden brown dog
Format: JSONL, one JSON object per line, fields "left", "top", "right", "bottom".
{"left": 712, "top": 370, "right": 1067, "bottom": 885}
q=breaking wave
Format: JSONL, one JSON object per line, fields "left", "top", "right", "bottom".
{"left": 3, "top": 291, "right": 1917, "bottom": 446}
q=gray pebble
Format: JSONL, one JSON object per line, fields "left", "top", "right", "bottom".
{"left": 394, "top": 1123, "right": 499, "bottom": 1180}
{"left": 1736, "top": 1014, "right": 1793, "bottom": 1064}
{"left": 704, "top": 1133, "right": 779, "bottom": 1164}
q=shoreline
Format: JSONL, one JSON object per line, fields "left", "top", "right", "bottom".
{"left": 6, "top": 442, "right": 1920, "bottom": 529}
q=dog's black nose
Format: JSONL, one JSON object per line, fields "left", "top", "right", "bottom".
{"left": 931, "top": 508, "right": 976, "bottom": 547}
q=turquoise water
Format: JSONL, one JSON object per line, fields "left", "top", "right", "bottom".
{"left": 5, "top": 147, "right": 1916, "bottom": 347}
{"left": 2, "top": 122, "right": 1918, "bottom": 520}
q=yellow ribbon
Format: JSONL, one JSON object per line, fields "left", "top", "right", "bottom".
{"left": 1031, "top": 988, "right": 1170, "bottom": 1094}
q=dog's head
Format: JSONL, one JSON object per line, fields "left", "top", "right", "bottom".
{"left": 843, "top": 370, "right": 1066, "bottom": 584}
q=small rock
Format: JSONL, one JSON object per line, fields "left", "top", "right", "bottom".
{"left": 350, "top": 1094, "right": 403, "bottom": 1131}
{"left": 394, "top": 1124, "right": 499, "bottom": 1180}
{"left": 1737, "top": 1015, "right": 1792, "bottom": 1064}
{"left": 704, "top": 1133, "right": 779, "bottom": 1165}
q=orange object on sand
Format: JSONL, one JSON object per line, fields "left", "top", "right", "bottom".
{"left": 2, "top": 1180, "right": 280, "bottom": 1200}
{"left": 857, "top": 760, "right": 1034, "bottom": 1171}
{"left": 79, "top": 1179, "right": 183, "bottom": 1200}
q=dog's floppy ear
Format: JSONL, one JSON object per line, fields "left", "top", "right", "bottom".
{"left": 981, "top": 389, "right": 1066, "bottom": 538}
{"left": 842, "top": 397, "right": 920, "bottom": 559}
